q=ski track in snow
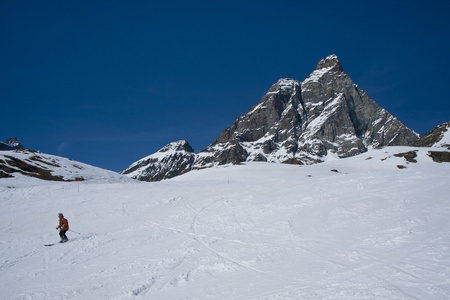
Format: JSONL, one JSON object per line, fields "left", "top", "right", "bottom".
{"left": 1, "top": 146, "right": 450, "bottom": 299}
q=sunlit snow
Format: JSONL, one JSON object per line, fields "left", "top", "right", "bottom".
{"left": 1, "top": 146, "right": 449, "bottom": 299}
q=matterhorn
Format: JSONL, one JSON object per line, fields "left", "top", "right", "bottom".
{"left": 123, "top": 55, "right": 419, "bottom": 181}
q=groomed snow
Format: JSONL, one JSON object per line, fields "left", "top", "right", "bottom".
{"left": 1, "top": 146, "right": 450, "bottom": 299}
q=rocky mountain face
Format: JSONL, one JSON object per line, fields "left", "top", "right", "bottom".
{"left": 196, "top": 55, "right": 418, "bottom": 166}
{"left": 410, "top": 121, "right": 450, "bottom": 163}
{"left": 123, "top": 55, "right": 421, "bottom": 181}
{"left": 121, "top": 140, "right": 195, "bottom": 181}
{"left": 412, "top": 121, "right": 450, "bottom": 149}
{"left": 0, "top": 138, "right": 24, "bottom": 151}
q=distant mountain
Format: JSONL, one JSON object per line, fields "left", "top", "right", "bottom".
{"left": 196, "top": 55, "right": 418, "bottom": 166}
{"left": 0, "top": 138, "right": 24, "bottom": 151}
{"left": 123, "top": 55, "right": 421, "bottom": 181}
{"left": 410, "top": 121, "right": 450, "bottom": 163}
{"left": 412, "top": 121, "right": 450, "bottom": 149}
{"left": 121, "top": 140, "right": 195, "bottom": 181}
{"left": 0, "top": 149, "right": 130, "bottom": 182}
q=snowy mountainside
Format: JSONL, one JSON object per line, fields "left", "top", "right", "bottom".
{"left": 121, "top": 140, "right": 195, "bottom": 181}
{"left": 0, "top": 149, "right": 131, "bottom": 183}
{"left": 124, "top": 55, "right": 419, "bottom": 181}
{"left": 412, "top": 121, "right": 450, "bottom": 149}
{"left": 0, "top": 138, "right": 24, "bottom": 151}
{"left": 1, "top": 146, "right": 450, "bottom": 299}
{"left": 439, "top": 124, "right": 450, "bottom": 148}
{"left": 195, "top": 54, "right": 418, "bottom": 166}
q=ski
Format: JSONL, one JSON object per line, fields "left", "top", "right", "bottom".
{"left": 44, "top": 241, "right": 69, "bottom": 246}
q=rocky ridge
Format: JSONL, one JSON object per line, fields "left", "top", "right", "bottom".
{"left": 0, "top": 138, "right": 24, "bottom": 151}
{"left": 412, "top": 121, "right": 450, "bottom": 149}
{"left": 195, "top": 55, "right": 418, "bottom": 166}
{"left": 121, "top": 140, "right": 195, "bottom": 181}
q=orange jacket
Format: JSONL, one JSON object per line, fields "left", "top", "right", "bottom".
{"left": 58, "top": 217, "right": 69, "bottom": 231}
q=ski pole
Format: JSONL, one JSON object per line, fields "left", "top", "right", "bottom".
{"left": 68, "top": 229, "right": 81, "bottom": 235}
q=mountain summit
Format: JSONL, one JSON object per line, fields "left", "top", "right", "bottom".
{"left": 123, "top": 55, "right": 420, "bottom": 181}
{"left": 315, "top": 54, "right": 344, "bottom": 72}
{"left": 195, "top": 54, "right": 419, "bottom": 166}
{"left": 121, "top": 140, "right": 195, "bottom": 181}
{"left": 0, "top": 138, "right": 24, "bottom": 151}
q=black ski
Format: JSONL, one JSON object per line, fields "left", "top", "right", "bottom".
{"left": 44, "top": 241, "right": 69, "bottom": 246}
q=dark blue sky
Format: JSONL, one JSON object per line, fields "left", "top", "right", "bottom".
{"left": 1, "top": 0, "right": 449, "bottom": 172}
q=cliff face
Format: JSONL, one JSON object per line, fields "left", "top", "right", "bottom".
{"left": 195, "top": 55, "right": 419, "bottom": 166}
{"left": 121, "top": 140, "right": 195, "bottom": 181}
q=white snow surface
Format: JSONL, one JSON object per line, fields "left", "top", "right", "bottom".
{"left": 1, "top": 146, "right": 450, "bottom": 299}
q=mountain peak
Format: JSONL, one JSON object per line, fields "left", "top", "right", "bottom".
{"left": 121, "top": 140, "right": 195, "bottom": 181}
{"left": 160, "top": 140, "right": 194, "bottom": 153}
{"left": 0, "top": 137, "right": 24, "bottom": 151}
{"left": 123, "top": 55, "right": 420, "bottom": 181}
{"left": 316, "top": 54, "right": 343, "bottom": 73}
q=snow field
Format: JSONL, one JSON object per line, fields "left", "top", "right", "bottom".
{"left": 1, "top": 147, "right": 449, "bottom": 299}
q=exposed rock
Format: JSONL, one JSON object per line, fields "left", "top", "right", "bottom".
{"left": 121, "top": 140, "right": 195, "bottom": 181}
{"left": 428, "top": 151, "right": 450, "bottom": 163}
{"left": 0, "top": 154, "right": 77, "bottom": 181}
{"left": 412, "top": 121, "right": 450, "bottom": 149}
{"left": 282, "top": 158, "right": 304, "bottom": 165}
{"left": 394, "top": 151, "right": 418, "bottom": 163}
{"left": 195, "top": 54, "right": 419, "bottom": 167}
{"left": 0, "top": 150, "right": 130, "bottom": 182}
{"left": 123, "top": 55, "right": 421, "bottom": 181}
{"left": 0, "top": 138, "right": 24, "bottom": 151}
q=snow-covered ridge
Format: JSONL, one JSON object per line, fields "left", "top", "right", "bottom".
{"left": 121, "top": 140, "right": 195, "bottom": 181}
{"left": 438, "top": 126, "right": 450, "bottom": 148}
{"left": 302, "top": 54, "right": 343, "bottom": 86}
{"left": 126, "top": 140, "right": 194, "bottom": 169}
{"left": 0, "top": 150, "right": 130, "bottom": 183}
{"left": 316, "top": 54, "right": 342, "bottom": 69}
{"left": 277, "top": 78, "right": 299, "bottom": 92}
{"left": 411, "top": 121, "right": 450, "bottom": 149}
{"left": 429, "top": 122, "right": 450, "bottom": 149}
{"left": 0, "top": 138, "right": 24, "bottom": 151}
{"left": 301, "top": 65, "right": 334, "bottom": 85}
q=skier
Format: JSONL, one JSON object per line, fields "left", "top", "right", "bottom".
{"left": 56, "top": 213, "right": 69, "bottom": 243}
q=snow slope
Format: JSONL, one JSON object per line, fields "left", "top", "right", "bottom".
{"left": 1, "top": 146, "right": 449, "bottom": 299}
{"left": 0, "top": 150, "right": 131, "bottom": 183}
